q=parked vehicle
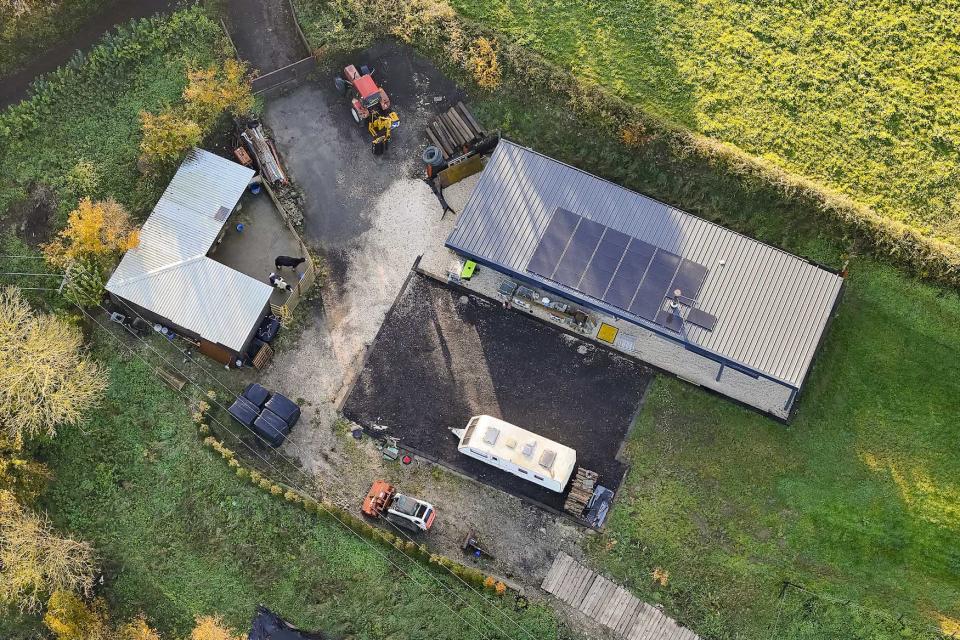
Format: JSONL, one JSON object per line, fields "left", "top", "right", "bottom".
{"left": 334, "top": 63, "right": 400, "bottom": 153}
{"left": 450, "top": 415, "right": 577, "bottom": 492}
{"left": 227, "top": 383, "right": 301, "bottom": 447}
{"left": 361, "top": 480, "right": 436, "bottom": 533}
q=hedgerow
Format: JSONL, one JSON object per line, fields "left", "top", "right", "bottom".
{"left": 0, "top": 8, "right": 226, "bottom": 222}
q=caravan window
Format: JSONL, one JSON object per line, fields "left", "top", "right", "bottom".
{"left": 468, "top": 448, "right": 488, "bottom": 458}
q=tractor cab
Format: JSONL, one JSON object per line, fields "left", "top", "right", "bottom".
{"left": 338, "top": 64, "right": 392, "bottom": 123}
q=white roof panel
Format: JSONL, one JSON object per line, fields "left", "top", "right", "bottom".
{"left": 106, "top": 149, "right": 271, "bottom": 353}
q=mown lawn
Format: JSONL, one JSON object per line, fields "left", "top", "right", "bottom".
{"left": 588, "top": 259, "right": 960, "bottom": 639}
{"left": 449, "top": 0, "right": 960, "bottom": 243}
{"left": 9, "top": 344, "right": 557, "bottom": 639}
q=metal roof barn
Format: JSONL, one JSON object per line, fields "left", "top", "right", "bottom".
{"left": 446, "top": 141, "right": 843, "bottom": 390}
{"left": 106, "top": 149, "right": 272, "bottom": 354}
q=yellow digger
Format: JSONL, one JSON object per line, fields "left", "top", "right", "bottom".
{"left": 369, "top": 111, "right": 400, "bottom": 155}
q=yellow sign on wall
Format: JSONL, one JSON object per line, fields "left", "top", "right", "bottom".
{"left": 597, "top": 323, "right": 618, "bottom": 343}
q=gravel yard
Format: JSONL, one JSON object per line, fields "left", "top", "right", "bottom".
{"left": 255, "top": 40, "right": 651, "bottom": 588}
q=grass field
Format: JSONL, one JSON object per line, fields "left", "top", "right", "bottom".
{"left": 449, "top": 0, "right": 960, "bottom": 243}
{"left": 588, "top": 260, "right": 960, "bottom": 638}
{"left": 0, "top": 343, "right": 557, "bottom": 639}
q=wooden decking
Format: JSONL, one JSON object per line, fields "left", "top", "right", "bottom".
{"left": 542, "top": 553, "right": 700, "bottom": 640}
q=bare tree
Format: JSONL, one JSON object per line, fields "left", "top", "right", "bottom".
{"left": 0, "top": 490, "right": 96, "bottom": 613}
{"left": 0, "top": 286, "right": 108, "bottom": 441}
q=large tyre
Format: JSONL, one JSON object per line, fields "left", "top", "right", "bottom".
{"left": 351, "top": 107, "right": 362, "bottom": 124}
{"left": 334, "top": 76, "right": 347, "bottom": 94}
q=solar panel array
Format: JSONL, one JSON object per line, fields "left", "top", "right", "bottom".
{"left": 527, "top": 208, "right": 717, "bottom": 331}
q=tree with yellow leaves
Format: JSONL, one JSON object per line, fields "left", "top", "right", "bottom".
{"left": 116, "top": 614, "right": 163, "bottom": 640}
{"left": 183, "top": 58, "right": 255, "bottom": 126}
{"left": 138, "top": 110, "right": 204, "bottom": 170}
{"left": 0, "top": 490, "right": 96, "bottom": 613}
{"left": 43, "top": 198, "right": 138, "bottom": 270}
{"left": 0, "top": 286, "right": 108, "bottom": 441}
{"left": 43, "top": 197, "right": 139, "bottom": 306}
{"left": 190, "top": 614, "right": 244, "bottom": 640}
{"left": 43, "top": 590, "right": 110, "bottom": 640}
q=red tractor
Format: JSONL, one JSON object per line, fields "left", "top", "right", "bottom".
{"left": 335, "top": 64, "right": 398, "bottom": 124}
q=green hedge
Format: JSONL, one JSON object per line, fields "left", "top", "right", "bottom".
{"left": 0, "top": 8, "right": 226, "bottom": 221}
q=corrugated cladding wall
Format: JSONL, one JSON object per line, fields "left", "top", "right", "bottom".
{"left": 446, "top": 141, "right": 843, "bottom": 388}
{"left": 106, "top": 149, "right": 273, "bottom": 353}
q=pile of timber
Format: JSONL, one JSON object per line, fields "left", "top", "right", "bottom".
{"left": 242, "top": 124, "right": 287, "bottom": 185}
{"left": 427, "top": 101, "right": 485, "bottom": 159}
{"left": 563, "top": 467, "right": 599, "bottom": 518}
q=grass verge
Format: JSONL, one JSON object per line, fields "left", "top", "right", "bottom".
{"left": 0, "top": 0, "right": 113, "bottom": 76}
{"left": 1, "top": 337, "right": 561, "bottom": 639}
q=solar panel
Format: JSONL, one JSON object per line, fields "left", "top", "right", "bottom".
{"left": 686, "top": 307, "right": 718, "bottom": 331}
{"left": 670, "top": 259, "right": 708, "bottom": 300}
{"left": 526, "top": 208, "right": 580, "bottom": 277}
{"left": 655, "top": 306, "right": 685, "bottom": 332}
{"left": 604, "top": 241, "right": 655, "bottom": 308}
{"left": 630, "top": 250, "right": 681, "bottom": 320}
{"left": 552, "top": 218, "right": 605, "bottom": 286}
{"left": 578, "top": 229, "right": 630, "bottom": 298}
{"left": 525, "top": 212, "right": 713, "bottom": 328}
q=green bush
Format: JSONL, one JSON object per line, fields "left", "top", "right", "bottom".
{"left": 0, "top": 8, "right": 226, "bottom": 224}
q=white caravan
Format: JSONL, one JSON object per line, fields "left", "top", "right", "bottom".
{"left": 451, "top": 415, "right": 576, "bottom": 492}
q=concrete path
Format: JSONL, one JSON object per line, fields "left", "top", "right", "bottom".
{"left": 0, "top": 0, "right": 177, "bottom": 109}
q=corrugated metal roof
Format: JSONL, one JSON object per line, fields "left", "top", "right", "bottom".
{"left": 446, "top": 141, "right": 843, "bottom": 388}
{"left": 106, "top": 149, "right": 272, "bottom": 353}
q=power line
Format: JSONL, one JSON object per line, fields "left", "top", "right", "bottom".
{"left": 106, "top": 293, "right": 539, "bottom": 640}
{"left": 72, "top": 301, "right": 506, "bottom": 640}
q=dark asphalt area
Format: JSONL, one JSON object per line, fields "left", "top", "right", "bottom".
{"left": 263, "top": 40, "right": 464, "bottom": 252}
{"left": 342, "top": 273, "right": 652, "bottom": 512}
{"left": 0, "top": 0, "right": 178, "bottom": 109}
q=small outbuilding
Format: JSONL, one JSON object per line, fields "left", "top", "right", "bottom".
{"left": 446, "top": 141, "right": 844, "bottom": 419}
{"left": 106, "top": 149, "right": 273, "bottom": 366}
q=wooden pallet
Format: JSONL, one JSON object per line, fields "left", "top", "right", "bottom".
{"left": 542, "top": 553, "right": 701, "bottom": 640}
{"left": 428, "top": 102, "right": 485, "bottom": 159}
{"left": 252, "top": 342, "right": 274, "bottom": 369}
{"left": 156, "top": 367, "right": 186, "bottom": 391}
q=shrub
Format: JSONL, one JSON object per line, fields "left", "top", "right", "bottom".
{"left": 43, "top": 590, "right": 109, "bottom": 640}
{"left": 467, "top": 37, "right": 500, "bottom": 89}
{"left": 269, "top": 484, "right": 283, "bottom": 496}
{"left": 183, "top": 58, "right": 254, "bottom": 126}
{"left": 495, "top": 581, "right": 507, "bottom": 595}
{"left": 138, "top": 109, "right": 202, "bottom": 171}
